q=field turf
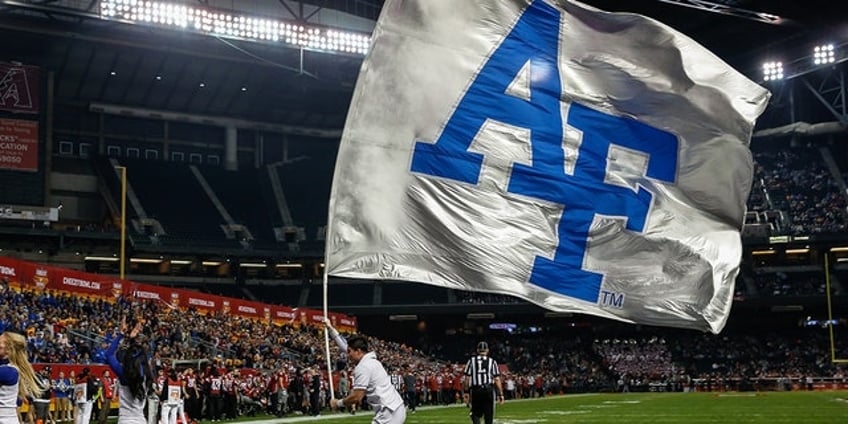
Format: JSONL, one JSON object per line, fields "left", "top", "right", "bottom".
{"left": 256, "top": 391, "right": 848, "bottom": 423}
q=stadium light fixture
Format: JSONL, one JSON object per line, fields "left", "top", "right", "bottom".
{"left": 84, "top": 256, "right": 120, "bottom": 262}
{"left": 751, "top": 249, "right": 776, "bottom": 255}
{"left": 761, "top": 61, "right": 784, "bottom": 81}
{"left": 99, "top": 0, "right": 371, "bottom": 56}
{"left": 170, "top": 259, "right": 192, "bottom": 265}
{"left": 467, "top": 312, "right": 495, "bottom": 319}
{"left": 785, "top": 248, "right": 810, "bottom": 254}
{"left": 771, "top": 305, "right": 803, "bottom": 312}
{"left": 389, "top": 314, "right": 418, "bottom": 321}
{"left": 275, "top": 263, "right": 303, "bottom": 268}
{"left": 830, "top": 247, "right": 848, "bottom": 252}
{"left": 240, "top": 262, "right": 267, "bottom": 268}
{"left": 130, "top": 258, "right": 163, "bottom": 264}
{"left": 201, "top": 260, "right": 223, "bottom": 266}
{"left": 813, "top": 44, "right": 836, "bottom": 65}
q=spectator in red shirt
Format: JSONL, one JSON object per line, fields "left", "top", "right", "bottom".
{"left": 96, "top": 370, "right": 115, "bottom": 424}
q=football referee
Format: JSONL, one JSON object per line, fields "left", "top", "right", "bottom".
{"left": 463, "top": 341, "right": 504, "bottom": 424}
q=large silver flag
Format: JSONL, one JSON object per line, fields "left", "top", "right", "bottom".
{"left": 326, "top": 0, "right": 770, "bottom": 333}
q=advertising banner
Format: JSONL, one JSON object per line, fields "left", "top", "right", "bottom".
{"left": 0, "top": 118, "right": 38, "bottom": 171}
{"left": 0, "top": 257, "right": 358, "bottom": 330}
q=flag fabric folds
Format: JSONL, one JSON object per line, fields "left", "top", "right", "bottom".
{"left": 325, "top": 0, "right": 770, "bottom": 333}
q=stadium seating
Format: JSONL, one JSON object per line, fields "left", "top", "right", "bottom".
{"left": 197, "top": 166, "right": 280, "bottom": 245}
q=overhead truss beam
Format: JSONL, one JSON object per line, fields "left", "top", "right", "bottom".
{"left": 656, "top": 0, "right": 784, "bottom": 25}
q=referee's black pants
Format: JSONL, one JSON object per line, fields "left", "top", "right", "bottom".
{"left": 469, "top": 386, "right": 495, "bottom": 424}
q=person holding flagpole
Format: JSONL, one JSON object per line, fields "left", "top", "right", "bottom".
{"left": 325, "top": 323, "right": 405, "bottom": 424}
{"left": 324, "top": 319, "right": 356, "bottom": 414}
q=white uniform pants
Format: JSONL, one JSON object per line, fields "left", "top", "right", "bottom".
{"left": 146, "top": 398, "right": 159, "bottom": 424}
{"left": 160, "top": 403, "right": 178, "bottom": 424}
{"left": 75, "top": 402, "right": 92, "bottom": 424}
{"left": 373, "top": 405, "right": 406, "bottom": 424}
{"left": 176, "top": 400, "right": 187, "bottom": 424}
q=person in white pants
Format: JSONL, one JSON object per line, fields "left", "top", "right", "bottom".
{"left": 160, "top": 370, "right": 184, "bottom": 424}
{"left": 73, "top": 369, "right": 95, "bottom": 424}
{"left": 145, "top": 395, "right": 159, "bottom": 424}
{"left": 175, "top": 398, "right": 187, "bottom": 424}
{"left": 327, "top": 331, "right": 406, "bottom": 424}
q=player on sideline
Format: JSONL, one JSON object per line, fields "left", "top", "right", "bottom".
{"left": 325, "top": 320, "right": 406, "bottom": 423}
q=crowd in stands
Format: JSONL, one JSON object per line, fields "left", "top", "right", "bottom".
{"left": 751, "top": 271, "right": 828, "bottom": 297}
{"left": 456, "top": 291, "right": 524, "bottom": 304}
{"left": 752, "top": 149, "right": 848, "bottom": 235}
{"left": 2, "top": 278, "right": 847, "bottom": 422}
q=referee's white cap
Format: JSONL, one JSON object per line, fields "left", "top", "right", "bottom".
{"left": 476, "top": 341, "right": 489, "bottom": 353}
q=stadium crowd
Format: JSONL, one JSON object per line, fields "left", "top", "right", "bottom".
{"left": 752, "top": 149, "right": 848, "bottom": 235}
{"left": 2, "top": 279, "right": 847, "bottom": 423}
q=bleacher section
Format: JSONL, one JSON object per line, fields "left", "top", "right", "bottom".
{"left": 92, "top": 139, "right": 848, "bottom": 254}
{"left": 245, "top": 283, "right": 305, "bottom": 306}
{"left": 753, "top": 147, "right": 848, "bottom": 235}
{"left": 93, "top": 142, "right": 341, "bottom": 254}
{"left": 199, "top": 166, "right": 280, "bottom": 246}
{"left": 117, "top": 158, "right": 239, "bottom": 247}
{"left": 382, "top": 282, "right": 450, "bottom": 305}
{"left": 274, "top": 148, "right": 337, "bottom": 249}
{"left": 751, "top": 269, "right": 829, "bottom": 297}
{"left": 304, "top": 282, "right": 375, "bottom": 307}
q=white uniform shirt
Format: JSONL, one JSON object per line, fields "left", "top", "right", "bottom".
{"left": 0, "top": 362, "right": 19, "bottom": 422}
{"left": 352, "top": 352, "right": 403, "bottom": 412}
{"left": 117, "top": 384, "right": 147, "bottom": 424}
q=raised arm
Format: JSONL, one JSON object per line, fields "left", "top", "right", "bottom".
{"left": 324, "top": 318, "right": 348, "bottom": 352}
{"left": 106, "top": 334, "right": 125, "bottom": 379}
{"left": 107, "top": 318, "right": 144, "bottom": 381}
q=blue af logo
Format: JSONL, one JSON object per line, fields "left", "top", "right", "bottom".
{"left": 410, "top": 0, "right": 679, "bottom": 304}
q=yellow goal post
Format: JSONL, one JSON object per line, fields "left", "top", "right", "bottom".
{"left": 825, "top": 253, "right": 848, "bottom": 363}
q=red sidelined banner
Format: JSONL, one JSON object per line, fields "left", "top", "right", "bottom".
{"left": 271, "top": 305, "right": 296, "bottom": 325}
{"left": 229, "top": 298, "right": 266, "bottom": 320}
{"left": 0, "top": 118, "right": 38, "bottom": 171}
{"left": 335, "top": 313, "right": 358, "bottom": 333}
{"left": 182, "top": 291, "right": 220, "bottom": 312}
{"left": 295, "top": 308, "right": 357, "bottom": 333}
{"left": 0, "top": 62, "right": 39, "bottom": 114}
{"left": 130, "top": 284, "right": 172, "bottom": 304}
{"left": 7, "top": 260, "right": 113, "bottom": 297}
{"left": 0, "top": 257, "right": 358, "bottom": 331}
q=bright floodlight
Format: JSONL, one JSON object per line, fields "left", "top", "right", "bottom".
{"left": 762, "top": 61, "right": 784, "bottom": 81}
{"left": 100, "top": 0, "right": 371, "bottom": 56}
{"left": 813, "top": 44, "right": 836, "bottom": 65}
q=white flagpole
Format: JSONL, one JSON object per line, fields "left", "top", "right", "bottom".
{"left": 323, "top": 269, "right": 335, "bottom": 399}
{"left": 322, "top": 71, "right": 352, "bottom": 403}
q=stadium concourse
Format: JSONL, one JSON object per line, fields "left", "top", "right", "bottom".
{"left": 1, "top": 0, "right": 848, "bottom": 422}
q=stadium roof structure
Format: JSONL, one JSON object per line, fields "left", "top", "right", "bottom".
{"left": 0, "top": 0, "right": 846, "bottom": 130}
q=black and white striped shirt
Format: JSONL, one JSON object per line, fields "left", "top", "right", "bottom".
{"left": 464, "top": 354, "right": 500, "bottom": 387}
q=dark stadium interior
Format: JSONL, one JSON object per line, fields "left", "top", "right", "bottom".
{"left": 1, "top": 1, "right": 848, "bottom": 412}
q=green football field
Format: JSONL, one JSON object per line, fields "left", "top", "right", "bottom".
{"left": 258, "top": 391, "right": 848, "bottom": 423}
